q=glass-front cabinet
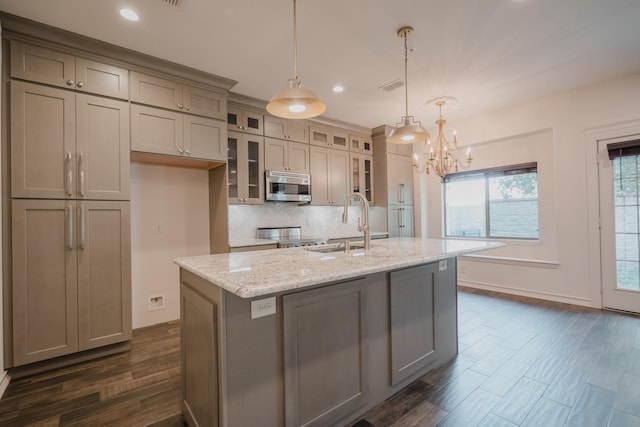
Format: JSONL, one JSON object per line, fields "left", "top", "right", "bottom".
{"left": 350, "top": 153, "right": 374, "bottom": 205}
{"left": 227, "top": 131, "right": 264, "bottom": 204}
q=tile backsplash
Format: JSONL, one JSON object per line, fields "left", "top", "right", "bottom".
{"left": 228, "top": 203, "right": 387, "bottom": 242}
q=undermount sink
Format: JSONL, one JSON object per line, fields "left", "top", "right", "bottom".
{"left": 305, "top": 242, "right": 367, "bottom": 253}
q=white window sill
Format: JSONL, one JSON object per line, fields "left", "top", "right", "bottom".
{"left": 459, "top": 254, "right": 559, "bottom": 269}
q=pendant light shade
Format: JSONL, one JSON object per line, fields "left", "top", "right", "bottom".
{"left": 266, "top": 78, "right": 326, "bottom": 119}
{"left": 387, "top": 26, "right": 430, "bottom": 145}
{"left": 266, "top": 0, "right": 325, "bottom": 119}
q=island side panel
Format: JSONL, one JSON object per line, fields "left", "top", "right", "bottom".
{"left": 180, "top": 269, "right": 224, "bottom": 427}
{"left": 434, "top": 257, "right": 458, "bottom": 365}
{"left": 223, "top": 291, "right": 283, "bottom": 427}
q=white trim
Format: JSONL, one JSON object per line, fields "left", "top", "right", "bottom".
{"left": 460, "top": 254, "right": 559, "bottom": 269}
{"left": 459, "top": 280, "right": 593, "bottom": 307}
{"left": 584, "top": 119, "right": 640, "bottom": 310}
{"left": 0, "top": 370, "right": 10, "bottom": 399}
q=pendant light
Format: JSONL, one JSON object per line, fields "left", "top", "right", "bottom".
{"left": 387, "top": 26, "right": 430, "bottom": 145}
{"left": 266, "top": 0, "right": 326, "bottom": 119}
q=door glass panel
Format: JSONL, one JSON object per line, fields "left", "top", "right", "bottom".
{"left": 334, "top": 135, "right": 347, "bottom": 147}
{"left": 364, "top": 159, "right": 372, "bottom": 201}
{"left": 247, "top": 116, "right": 260, "bottom": 130}
{"left": 352, "top": 158, "right": 360, "bottom": 193}
{"left": 613, "top": 156, "right": 640, "bottom": 290}
{"left": 247, "top": 140, "right": 260, "bottom": 199}
{"left": 227, "top": 112, "right": 238, "bottom": 126}
{"left": 227, "top": 137, "right": 238, "bottom": 198}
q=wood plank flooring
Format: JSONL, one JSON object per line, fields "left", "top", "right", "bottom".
{"left": 352, "top": 287, "right": 640, "bottom": 427}
{"left": 0, "top": 288, "right": 639, "bottom": 426}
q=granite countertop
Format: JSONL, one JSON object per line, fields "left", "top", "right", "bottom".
{"left": 175, "top": 238, "right": 503, "bottom": 298}
{"left": 228, "top": 231, "right": 389, "bottom": 248}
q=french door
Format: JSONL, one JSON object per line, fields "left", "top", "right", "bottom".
{"left": 599, "top": 136, "right": 640, "bottom": 313}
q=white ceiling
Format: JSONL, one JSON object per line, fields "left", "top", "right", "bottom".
{"left": 1, "top": 0, "right": 640, "bottom": 130}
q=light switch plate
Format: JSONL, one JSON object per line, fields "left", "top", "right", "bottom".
{"left": 251, "top": 296, "right": 276, "bottom": 319}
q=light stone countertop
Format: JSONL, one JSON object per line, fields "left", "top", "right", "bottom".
{"left": 228, "top": 232, "right": 389, "bottom": 248}
{"left": 175, "top": 238, "right": 503, "bottom": 298}
{"left": 228, "top": 238, "right": 279, "bottom": 248}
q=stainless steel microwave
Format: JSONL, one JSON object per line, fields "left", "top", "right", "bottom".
{"left": 265, "top": 170, "right": 311, "bottom": 203}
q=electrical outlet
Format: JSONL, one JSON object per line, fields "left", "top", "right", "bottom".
{"left": 460, "top": 265, "right": 467, "bottom": 274}
{"left": 251, "top": 296, "right": 276, "bottom": 319}
{"left": 148, "top": 295, "right": 165, "bottom": 311}
{"left": 439, "top": 260, "right": 448, "bottom": 271}
{"left": 154, "top": 223, "right": 164, "bottom": 235}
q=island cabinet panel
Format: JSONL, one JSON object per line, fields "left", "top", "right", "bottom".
{"left": 389, "top": 264, "right": 437, "bottom": 385}
{"left": 181, "top": 282, "right": 219, "bottom": 427}
{"left": 283, "top": 278, "right": 368, "bottom": 427}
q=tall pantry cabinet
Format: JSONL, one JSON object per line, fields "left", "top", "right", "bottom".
{"left": 373, "top": 125, "right": 415, "bottom": 237}
{"left": 6, "top": 39, "right": 132, "bottom": 367}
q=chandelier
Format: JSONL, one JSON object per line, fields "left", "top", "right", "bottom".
{"left": 413, "top": 97, "right": 472, "bottom": 179}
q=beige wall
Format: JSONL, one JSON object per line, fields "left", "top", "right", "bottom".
{"left": 416, "top": 72, "right": 640, "bottom": 307}
{"left": 130, "top": 163, "right": 210, "bottom": 328}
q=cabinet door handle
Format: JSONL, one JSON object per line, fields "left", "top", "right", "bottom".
{"left": 177, "top": 148, "right": 184, "bottom": 154}
{"left": 66, "top": 80, "right": 74, "bottom": 86}
{"left": 184, "top": 105, "right": 190, "bottom": 111}
{"left": 78, "top": 153, "right": 85, "bottom": 197}
{"left": 177, "top": 103, "right": 183, "bottom": 109}
{"left": 184, "top": 149, "right": 191, "bottom": 155}
{"left": 77, "top": 81, "right": 84, "bottom": 88}
{"left": 79, "top": 206, "right": 86, "bottom": 250}
{"left": 67, "top": 206, "right": 73, "bottom": 250}
{"left": 66, "top": 152, "right": 73, "bottom": 196}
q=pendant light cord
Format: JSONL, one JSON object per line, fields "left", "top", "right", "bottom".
{"left": 403, "top": 32, "right": 409, "bottom": 117}
{"left": 293, "top": 0, "right": 298, "bottom": 83}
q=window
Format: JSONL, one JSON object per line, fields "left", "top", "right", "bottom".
{"left": 444, "top": 163, "right": 539, "bottom": 239}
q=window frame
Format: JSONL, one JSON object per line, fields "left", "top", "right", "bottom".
{"left": 443, "top": 162, "right": 539, "bottom": 240}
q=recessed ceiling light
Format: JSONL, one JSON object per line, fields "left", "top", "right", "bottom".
{"left": 332, "top": 85, "right": 344, "bottom": 93}
{"left": 119, "top": 8, "right": 140, "bottom": 21}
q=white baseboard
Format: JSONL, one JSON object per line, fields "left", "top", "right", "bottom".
{"left": 0, "top": 370, "right": 10, "bottom": 399}
{"left": 458, "top": 280, "right": 594, "bottom": 308}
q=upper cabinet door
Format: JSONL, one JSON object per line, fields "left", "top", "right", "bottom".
{"left": 264, "top": 137, "right": 288, "bottom": 171}
{"left": 264, "top": 115, "right": 288, "bottom": 140}
{"left": 182, "top": 85, "right": 226, "bottom": 120}
{"left": 184, "top": 115, "right": 227, "bottom": 161}
{"left": 76, "top": 95, "right": 130, "bottom": 200}
{"left": 287, "top": 141, "right": 310, "bottom": 174}
{"left": 227, "top": 106, "right": 263, "bottom": 135}
{"left": 75, "top": 58, "right": 129, "bottom": 100}
{"left": 11, "top": 81, "right": 76, "bottom": 199}
{"left": 11, "top": 41, "right": 129, "bottom": 99}
{"left": 131, "top": 104, "right": 183, "bottom": 157}
{"left": 130, "top": 71, "right": 183, "bottom": 111}
{"left": 11, "top": 40, "right": 75, "bottom": 89}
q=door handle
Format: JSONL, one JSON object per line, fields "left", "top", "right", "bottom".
{"left": 67, "top": 206, "right": 73, "bottom": 250}
{"left": 79, "top": 206, "right": 85, "bottom": 250}
{"left": 78, "top": 153, "right": 85, "bottom": 197}
{"left": 66, "top": 152, "right": 73, "bottom": 196}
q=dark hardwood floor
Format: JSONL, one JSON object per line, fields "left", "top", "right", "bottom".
{"left": 0, "top": 288, "right": 639, "bottom": 426}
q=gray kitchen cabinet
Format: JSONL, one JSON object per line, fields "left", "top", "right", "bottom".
{"left": 283, "top": 278, "right": 368, "bottom": 427}
{"left": 130, "top": 71, "right": 226, "bottom": 120}
{"left": 180, "top": 282, "right": 219, "bottom": 427}
{"left": 11, "top": 199, "right": 131, "bottom": 366}
{"left": 373, "top": 125, "right": 415, "bottom": 237}
{"left": 10, "top": 40, "right": 129, "bottom": 100}
{"left": 350, "top": 153, "right": 374, "bottom": 204}
{"left": 264, "top": 115, "right": 309, "bottom": 143}
{"left": 264, "top": 137, "right": 310, "bottom": 174}
{"left": 227, "top": 131, "right": 264, "bottom": 205}
{"left": 389, "top": 264, "right": 437, "bottom": 385}
{"left": 309, "top": 125, "right": 349, "bottom": 151}
{"left": 310, "top": 146, "right": 350, "bottom": 206}
{"left": 388, "top": 205, "right": 414, "bottom": 238}
{"left": 227, "top": 104, "right": 263, "bottom": 135}
{"left": 11, "top": 80, "right": 130, "bottom": 200}
{"left": 349, "top": 133, "right": 374, "bottom": 155}
{"left": 131, "top": 104, "right": 227, "bottom": 162}
{"left": 387, "top": 153, "right": 414, "bottom": 205}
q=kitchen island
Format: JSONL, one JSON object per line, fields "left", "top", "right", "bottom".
{"left": 175, "top": 238, "right": 501, "bottom": 427}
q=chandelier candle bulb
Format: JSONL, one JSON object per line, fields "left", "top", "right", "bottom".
{"left": 466, "top": 146, "right": 472, "bottom": 161}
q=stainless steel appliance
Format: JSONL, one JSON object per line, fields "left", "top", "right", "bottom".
{"left": 257, "top": 226, "right": 328, "bottom": 248}
{"left": 265, "top": 170, "right": 311, "bottom": 203}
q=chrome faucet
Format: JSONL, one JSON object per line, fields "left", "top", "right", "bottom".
{"left": 342, "top": 193, "right": 371, "bottom": 252}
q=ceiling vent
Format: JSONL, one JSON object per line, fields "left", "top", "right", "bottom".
{"left": 161, "top": 0, "right": 183, "bottom": 7}
{"left": 379, "top": 79, "right": 404, "bottom": 92}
